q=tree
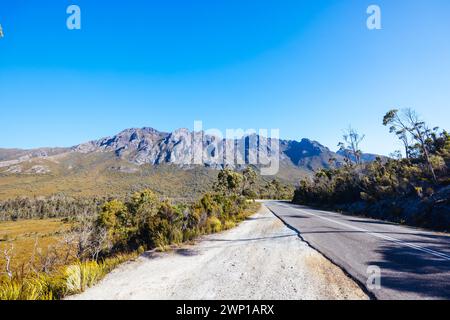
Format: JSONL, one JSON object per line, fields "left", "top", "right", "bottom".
{"left": 129, "top": 189, "right": 159, "bottom": 229}
{"left": 3, "top": 244, "right": 13, "bottom": 279}
{"left": 383, "top": 109, "right": 412, "bottom": 159}
{"left": 389, "top": 150, "right": 403, "bottom": 160}
{"left": 338, "top": 127, "right": 365, "bottom": 165}
{"left": 241, "top": 166, "right": 257, "bottom": 198}
{"left": 437, "top": 131, "right": 450, "bottom": 165}
{"left": 261, "top": 179, "right": 293, "bottom": 200}
{"left": 214, "top": 168, "right": 243, "bottom": 196}
{"left": 97, "top": 199, "right": 131, "bottom": 249}
{"left": 383, "top": 108, "right": 437, "bottom": 183}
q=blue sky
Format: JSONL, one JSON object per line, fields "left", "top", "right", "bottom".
{"left": 0, "top": 0, "right": 449, "bottom": 155}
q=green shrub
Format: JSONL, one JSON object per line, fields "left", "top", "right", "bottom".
{"left": 137, "top": 245, "right": 146, "bottom": 255}
{"left": 205, "top": 216, "right": 222, "bottom": 233}
{"left": 65, "top": 261, "right": 106, "bottom": 294}
{"left": 98, "top": 199, "right": 132, "bottom": 249}
{"left": 0, "top": 273, "right": 64, "bottom": 300}
{"left": 223, "top": 220, "right": 236, "bottom": 230}
{"left": 182, "top": 228, "right": 199, "bottom": 242}
{"left": 0, "top": 278, "right": 22, "bottom": 300}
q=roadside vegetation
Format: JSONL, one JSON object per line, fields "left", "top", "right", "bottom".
{"left": 0, "top": 169, "right": 261, "bottom": 300}
{"left": 293, "top": 108, "right": 450, "bottom": 231}
{"left": 0, "top": 196, "right": 104, "bottom": 221}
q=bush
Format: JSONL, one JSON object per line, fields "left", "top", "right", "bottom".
{"left": 65, "top": 261, "right": 105, "bottom": 294}
{"left": 205, "top": 216, "right": 222, "bottom": 233}
{"left": 98, "top": 199, "right": 131, "bottom": 249}
{"left": 223, "top": 220, "right": 236, "bottom": 230}
{"left": 0, "top": 272, "right": 64, "bottom": 300}
{"left": 182, "top": 228, "right": 199, "bottom": 242}
{"left": 95, "top": 189, "right": 251, "bottom": 252}
{"left": 0, "top": 195, "right": 105, "bottom": 222}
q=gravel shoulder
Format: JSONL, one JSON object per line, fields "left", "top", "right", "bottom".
{"left": 69, "top": 204, "right": 367, "bottom": 300}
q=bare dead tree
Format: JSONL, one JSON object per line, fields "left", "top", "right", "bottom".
{"left": 28, "top": 237, "right": 39, "bottom": 273}
{"left": 35, "top": 246, "right": 53, "bottom": 274}
{"left": 90, "top": 227, "right": 109, "bottom": 261}
{"left": 3, "top": 244, "right": 14, "bottom": 279}
{"left": 339, "top": 127, "right": 365, "bottom": 165}
{"left": 60, "top": 232, "right": 77, "bottom": 265}
{"left": 66, "top": 208, "right": 110, "bottom": 262}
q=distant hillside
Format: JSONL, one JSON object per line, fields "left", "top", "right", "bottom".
{"left": 336, "top": 149, "right": 386, "bottom": 163}
{"left": 0, "top": 148, "right": 69, "bottom": 162}
{"left": 281, "top": 139, "right": 344, "bottom": 171}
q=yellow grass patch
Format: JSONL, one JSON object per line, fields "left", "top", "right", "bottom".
{"left": 0, "top": 219, "right": 71, "bottom": 272}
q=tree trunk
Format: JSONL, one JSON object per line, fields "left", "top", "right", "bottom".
{"left": 423, "top": 147, "right": 438, "bottom": 184}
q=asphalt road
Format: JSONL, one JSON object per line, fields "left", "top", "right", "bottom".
{"left": 264, "top": 201, "right": 450, "bottom": 300}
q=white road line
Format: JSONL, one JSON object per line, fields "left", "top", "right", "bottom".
{"left": 275, "top": 204, "right": 450, "bottom": 261}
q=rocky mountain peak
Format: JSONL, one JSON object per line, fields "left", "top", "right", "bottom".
{"left": 1, "top": 126, "right": 382, "bottom": 176}
{"left": 71, "top": 127, "right": 345, "bottom": 171}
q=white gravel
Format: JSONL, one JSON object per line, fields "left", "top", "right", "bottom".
{"left": 69, "top": 204, "right": 367, "bottom": 300}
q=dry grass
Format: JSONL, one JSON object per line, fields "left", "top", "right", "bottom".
{"left": 0, "top": 219, "right": 71, "bottom": 272}
{"left": 244, "top": 202, "right": 262, "bottom": 215}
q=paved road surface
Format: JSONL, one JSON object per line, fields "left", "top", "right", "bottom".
{"left": 265, "top": 201, "right": 450, "bottom": 300}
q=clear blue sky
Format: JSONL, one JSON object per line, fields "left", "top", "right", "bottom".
{"left": 1, "top": 0, "right": 449, "bottom": 155}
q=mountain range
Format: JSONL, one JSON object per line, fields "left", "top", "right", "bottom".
{"left": 0, "top": 127, "right": 380, "bottom": 200}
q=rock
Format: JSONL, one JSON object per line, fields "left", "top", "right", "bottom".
{"left": 110, "top": 166, "right": 139, "bottom": 174}
{"left": 5, "top": 165, "right": 22, "bottom": 173}
{"left": 26, "top": 165, "right": 51, "bottom": 174}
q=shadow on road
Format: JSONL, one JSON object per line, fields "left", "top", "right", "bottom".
{"left": 280, "top": 215, "right": 310, "bottom": 219}
{"left": 369, "top": 243, "right": 450, "bottom": 299}
{"left": 173, "top": 248, "right": 200, "bottom": 257}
